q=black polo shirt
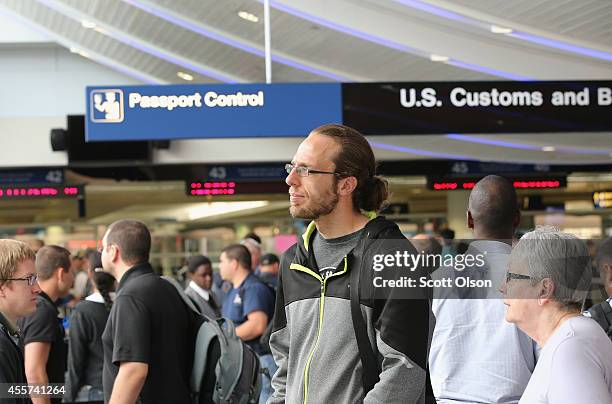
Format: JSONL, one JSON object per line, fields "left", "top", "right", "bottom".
{"left": 102, "top": 263, "right": 194, "bottom": 404}
{"left": 18, "top": 291, "right": 67, "bottom": 385}
{"left": 0, "top": 313, "right": 29, "bottom": 404}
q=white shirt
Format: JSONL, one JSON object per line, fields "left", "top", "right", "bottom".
{"left": 85, "top": 292, "right": 116, "bottom": 303}
{"left": 188, "top": 281, "right": 210, "bottom": 302}
{"left": 430, "top": 240, "right": 538, "bottom": 404}
{"left": 519, "top": 316, "right": 612, "bottom": 404}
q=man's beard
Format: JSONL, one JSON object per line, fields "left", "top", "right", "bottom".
{"left": 290, "top": 186, "right": 339, "bottom": 220}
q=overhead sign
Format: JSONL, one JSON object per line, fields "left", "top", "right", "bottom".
{"left": 205, "top": 164, "right": 286, "bottom": 181}
{"left": 86, "top": 81, "right": 612, "bottom": 140}
{"left": 0, "top": 169, "right": 64, "bottom": 185}
{"left": 343, "top": 81, "right": 612, "bottom": 134}
{"left": 86, "top": 83, "right": 342, "bottom": 141}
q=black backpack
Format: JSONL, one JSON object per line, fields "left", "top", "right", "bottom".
{"left": 587, "top": 299, "right": 612, "bottom": 341}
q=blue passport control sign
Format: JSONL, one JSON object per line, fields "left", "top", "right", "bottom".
{"left": 86, "top": 83, "right": 342, "bottom": 141}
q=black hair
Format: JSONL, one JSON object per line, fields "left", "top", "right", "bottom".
{"left": 93, "top": 271, "right": 116, "bottom": 311}
{"left": 221, "top": 244, "right": 252, "bottom": 271}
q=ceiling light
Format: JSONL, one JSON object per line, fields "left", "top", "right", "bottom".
{"left": 188, "top": 201, "right": 269, "bottom": 221}
{"left": 69, "top": 47, "right": 79, "bottom": 53}
{"left": 93, "top": 26, "right": 106, "bottom": 34}
{"left": 81, "top": 20, "right": 96, "bottom": 29}
{"left": 542, "top": 146, "right": 556, "bottom": 152}
{"left": 430, "top": 54, "right": 450, "bottom": 62}
{"left": 177, "top": 71, "right": 194, "bottom": 81}
{"left": 490, "top": 25, "right": 513, "bottom": 34}
{"left": 78, "top": 51, "right": 90, "bottom": 59}
{"left": 238, "top": 11, "right": 259, "bottom": 23}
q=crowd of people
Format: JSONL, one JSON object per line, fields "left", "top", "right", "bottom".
{"left": 0, "top": 124, "right": 611, "bottom": 404}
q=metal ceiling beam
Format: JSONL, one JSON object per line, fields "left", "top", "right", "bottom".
{"left": 39, "top": 0, "right": 244, "bottom": 83}
{"left": 122, "top": 0, "right": 364, "bottom": 82}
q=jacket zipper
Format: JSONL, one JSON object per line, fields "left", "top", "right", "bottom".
{"left": 289, "top": 257, "right": 348, "bottom": 404}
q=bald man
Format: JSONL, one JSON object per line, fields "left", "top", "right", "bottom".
{"left": 429, "top": 175, "right": 538, "bottom": 404}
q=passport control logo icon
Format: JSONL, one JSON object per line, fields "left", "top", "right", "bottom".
{"left": 90, "top": 89, "right": 124, "bottom": 123}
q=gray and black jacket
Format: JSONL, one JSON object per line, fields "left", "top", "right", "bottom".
{"left": 269, "top": 215, "right": 431, "bottom": 404}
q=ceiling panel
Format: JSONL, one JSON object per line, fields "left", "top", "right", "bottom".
{"left": 447, "top": 0, "right": 612, "bottom": 50}
{"left": 142, "top": 0, "right": 497, "bottom": 81}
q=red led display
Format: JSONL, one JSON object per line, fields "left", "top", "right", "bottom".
{"left": 189, "top": 182, "right": 236, "bottom": 196}
{"left": 187, "top": 180, "right": 288, "bottom": 196}
{"left": 513, "top": 180, "right": 560, "bottom": 189}
{"left": 0, "top": 185, "right": 84, "bottom": 199}
{"left": 430, "top": 177, "right": 565, "bottom": 191}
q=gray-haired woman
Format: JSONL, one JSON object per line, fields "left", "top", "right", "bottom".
{"left": 500, "top": 227, "right": 612, "bottom": 404}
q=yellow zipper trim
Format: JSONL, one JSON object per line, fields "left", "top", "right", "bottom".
{"left": 290, "top": 258, "right": 348, "bottom": 404}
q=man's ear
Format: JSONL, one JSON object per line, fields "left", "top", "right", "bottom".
{"left": 337, "top": 176, "right": 358, "bottom": 196}
{"left": 467, "top": 210, "right": 474, "bottom": 229}
{"left": 110, "top": 245, "right": 120, "bottom": 264}
{"left": 56, "top": 267, "right": 66, "bottom": 282}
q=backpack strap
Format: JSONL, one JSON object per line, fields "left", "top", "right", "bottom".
{"left": 588, "top": 300, "right": 612, "bottom": 333}
{"left": 162, "top": 276, "right": 200, "bottom": 314}
{"left": 349, "top": 253, "right": 380, "bottom": 394}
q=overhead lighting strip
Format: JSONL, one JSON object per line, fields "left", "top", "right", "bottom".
{"left": 446, "top": 134, "right": 612, "bottom": 156}
{"left": 38, "top": 0, "right": 239, "bottom": 83}
{"left": 122, "top": 0, "right": 351, "bottom": 81}
{"left": 262, "top": 0, "right": 530, "bottom": 80}
{"left": 0, "top": 5, "right": 160, "bottom": 84}
{"left": 391, "top": 0, "right": 612, "bottom": 62}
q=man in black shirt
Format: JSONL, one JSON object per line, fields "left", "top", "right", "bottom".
{"left": 101, "top": 219, "right": 194, "bottom": 404}
{"left": 19, "top": 245, "right": 73, "bottom": 404}
{"left": 0, "top": 240, "right": 40, "bottom": 404}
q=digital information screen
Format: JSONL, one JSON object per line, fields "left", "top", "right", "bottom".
{"left": 187, "top": 181, "right": 287, "bottom": 196}
{"left": 0, "top": 185, "right": 84, "bottom": 199}
{"left": 428, "top": 177, "right": 567, "bottom": 191}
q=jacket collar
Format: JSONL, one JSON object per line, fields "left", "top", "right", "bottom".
{"left": 301, "top": 211, "right": 379, "bottom": 251}
{"left": 117, "top": 262, "right": 154, "bottom": 292}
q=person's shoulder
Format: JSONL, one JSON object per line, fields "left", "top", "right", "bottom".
{"left": 23, "top": 297, "right": 56, "bottom": 323}
{"left": 74, "top": 299, "right": 104, "bottom": 314}
{"left": 552, "top": 317, "right": 611, "bottom": 357}
{"left": 245, "top": 277, "right": 274, "bottom": 296}
{"left": 280, "top": 244, "right": 298, "bottom": 265}
{"left": 0, "top": 331, "right": 14, "bottom": 353}
{"left": 120, "top": 271, "right": 160, "bottom": 295}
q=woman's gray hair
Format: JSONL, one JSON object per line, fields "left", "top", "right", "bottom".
{"left": 509, "top": 226, "right": 591, "bottom": 311}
